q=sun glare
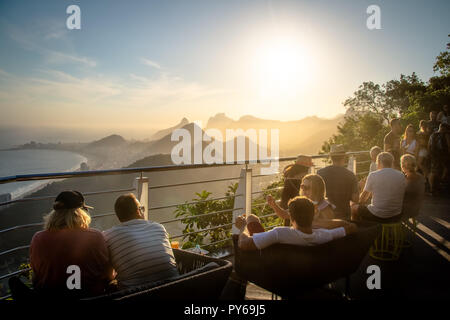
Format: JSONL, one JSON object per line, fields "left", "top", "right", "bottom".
{"left": 254, "top": 37, "right": 313, "bottom": 101}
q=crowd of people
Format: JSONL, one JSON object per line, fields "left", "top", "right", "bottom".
{"left": 236, "top": 105, "right": 449, "bottom": 252}
{"left": 11, "top": 106, "right": 449, "bottom": 299}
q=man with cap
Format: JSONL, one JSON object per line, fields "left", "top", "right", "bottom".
{"left": 317, "top": 145, "right": 359, "bottom": 220}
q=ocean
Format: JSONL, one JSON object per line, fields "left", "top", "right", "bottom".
{"left": 0, "top": 149, "right": 87, "bottom": 200}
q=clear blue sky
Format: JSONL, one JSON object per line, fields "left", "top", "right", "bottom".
{"left": 0, "top": 0, "right": 449, "bottom": 136}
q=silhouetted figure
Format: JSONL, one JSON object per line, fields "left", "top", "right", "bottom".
{"left": 317, "top": 144, "right": 359, "bottom": 220}
{"left": 384, "top": 118, "right": 402, "bottom": 169}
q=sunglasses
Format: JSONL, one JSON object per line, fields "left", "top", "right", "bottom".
{"left": 139, "top": 206, "right": 145, "bottom": 213}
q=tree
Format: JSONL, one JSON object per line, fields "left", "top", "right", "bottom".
{"left": 433, "top": 35, "right": 450, "bottom": 76}
{"left": 323, "top": 38, "right": 450, "bottom": 157}
{"left": 321, "top": 113, "right": 387, "bottom": 153}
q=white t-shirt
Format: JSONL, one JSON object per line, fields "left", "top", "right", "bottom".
{"left": 401, "top": 139, "right": 417, "bottom": 154}
{"left": 364, "top": 168, "right": 406, "bottom": 218}
{"left": 252, "top": 227, "right": 346, "bottom": 250}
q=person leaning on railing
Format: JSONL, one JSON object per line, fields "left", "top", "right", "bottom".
{"left": 10, "top": 191, "right": 115, "bottom": 299}
{"left": 236, "top": 196, "right": 357, "bottom": 251}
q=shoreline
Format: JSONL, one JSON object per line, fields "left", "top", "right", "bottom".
{"left": 0, "top": 149, "right": 89, "bottom": 200}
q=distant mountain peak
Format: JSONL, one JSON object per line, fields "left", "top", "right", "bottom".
{"left": 87, "top": 134, "right": 127, "bottom": 148}
{"left": 151, "top": 117, "right": 190, "bottom": 141}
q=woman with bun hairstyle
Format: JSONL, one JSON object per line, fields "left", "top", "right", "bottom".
{"left": 27, "top": 190, "right": 114, "bottom": 298}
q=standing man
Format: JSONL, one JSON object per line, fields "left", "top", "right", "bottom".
{"left": 384, "top": 118, "right": 402, "bottom": 169}
{"left": 317, "top": 144, "right": 359, "bottom": 220}
{"left": 428, "top": 123, "right": 450, "bottom": 196}
{"left": 428, "top": 110, "right": 441, "bottom": 133}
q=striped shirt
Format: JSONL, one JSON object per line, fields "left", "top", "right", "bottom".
{"left": 103, "top": 219, "right": 179, "bottom": 289}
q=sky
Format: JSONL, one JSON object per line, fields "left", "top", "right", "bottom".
{"left": 0, "top": 0, "right": 449, "bottom": 139}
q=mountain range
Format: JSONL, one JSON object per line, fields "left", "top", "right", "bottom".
{"left": 12, "top": 113, "right": 344, "bottom": 168}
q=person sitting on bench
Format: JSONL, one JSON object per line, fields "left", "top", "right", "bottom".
{"left": 103, "top": 194, "right": 179, "bottom": 289}
{"left": 236, "top": 196, "right": 357, "bottom": 251}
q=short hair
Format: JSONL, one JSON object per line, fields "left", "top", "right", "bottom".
{"left": 287, "top": 196, "right": 315, "bottom": 228}
{"left": 401, "top": 154, "right": 416, "bottom": 172}
{"left": 376, "top": 152, "right": 394, "bottom": 168}
{"left": 301, "top": 174, "right": 326, "bottom": 203}
{"left": 390, "top": 118, "right": 400, "bottom": 127}
{"left": 114, "top": 193, "right": 139, "bottom": 222}
{"left": 370, "top": 146, "right": 382, "bottom": 160}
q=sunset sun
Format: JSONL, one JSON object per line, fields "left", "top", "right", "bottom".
{"left": 254, "top": 37, "right": 312, "bottom": 100}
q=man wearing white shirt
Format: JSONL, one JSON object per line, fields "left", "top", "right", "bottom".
{"left": 236, "top": 196, "right": 357, "bottom": 251}
{"left": 351, "top": 152, "right": 407, "bottom": 223}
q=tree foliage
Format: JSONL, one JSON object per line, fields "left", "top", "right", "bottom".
{"left": 322, "top": 37, "right": 450, "bottom": 154}
{"left": 174, "top": 177, "right": 284, "bottom": 253}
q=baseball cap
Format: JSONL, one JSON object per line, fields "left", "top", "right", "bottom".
{"left": 53, "top": 190, "right": 93, "bottom": 210}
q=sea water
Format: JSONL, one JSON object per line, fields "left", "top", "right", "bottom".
{"left": 0, "top": 149, "right": 87, "bottom": 200}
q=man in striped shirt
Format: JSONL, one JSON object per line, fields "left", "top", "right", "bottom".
{"left": 103, "top": 194, "right": 179, "bottom": 289}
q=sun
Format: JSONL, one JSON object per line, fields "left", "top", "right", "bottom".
{"left": 254, "top": 37, "right": 312, "bottom": 100}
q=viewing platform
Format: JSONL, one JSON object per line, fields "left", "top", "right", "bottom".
{"left": 0, "top": 151, "right": 448, "bottom": 301}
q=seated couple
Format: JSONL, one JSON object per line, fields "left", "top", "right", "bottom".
{"left": 24, "top": 191, "right": 178, "bottom": 299}
{"left": 351, "top": 152, "right": 424, "bottom": 223}
{"left": 236, "top": 196, "right": 357, "bottom": 251}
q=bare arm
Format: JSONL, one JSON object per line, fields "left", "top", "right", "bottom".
{"left": 312, "top": 219, "right": 353, "bottom": 230}
{"left": 359, "top": 190, "right": 371, "bottom": 204}
{"left": 319, "top": 206, "right": 334, "bottom": 220}
{"left": 267, "top": 195, "right": 290, "bottom": 220}
{"left": 238, "top": 229, "right": 258, "bottom": 251}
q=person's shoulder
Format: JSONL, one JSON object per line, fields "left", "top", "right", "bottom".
{"left": 317, "top": 166, "right": 327, "bottom": 175}
{"left": 148, "top": 221, "right": 167, "bottom": 232}
{"left": 31, "top": 230, "right": 47, "bottom": 243}
{"left": 82, "top": 228, "right": 107, "bottom": 240}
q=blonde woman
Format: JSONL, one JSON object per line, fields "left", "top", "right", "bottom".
{"left": 400, "top": 124, "right": 418, "bottom": 156}
{"left": 267, "top": 174, "right": 335, "bottom": 223}
{"left": 29, "top": 191, "right": 113, "bottom": 298}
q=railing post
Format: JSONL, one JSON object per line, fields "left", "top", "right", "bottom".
{"left": 245, "top": 166, "right": 253, "bottom": 217}
{"left": 347, "top": 155, "right": 357, "bottom": 174}
{"left": 232, "top": 166, "right": 252, "bottom": 235}
{"left": 135, "top": 174, "right": 149, "bottom": 220}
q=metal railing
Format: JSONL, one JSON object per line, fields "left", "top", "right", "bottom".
{"left": 0, "top": 151, "right": 370, "bottom": 299}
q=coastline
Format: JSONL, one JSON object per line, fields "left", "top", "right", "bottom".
{"left": 0, "top": 149, "right": 88, "bottom": 200}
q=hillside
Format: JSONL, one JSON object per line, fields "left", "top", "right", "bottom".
{"left": 205, "top": 113, "right": 344, "bottom": 156}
